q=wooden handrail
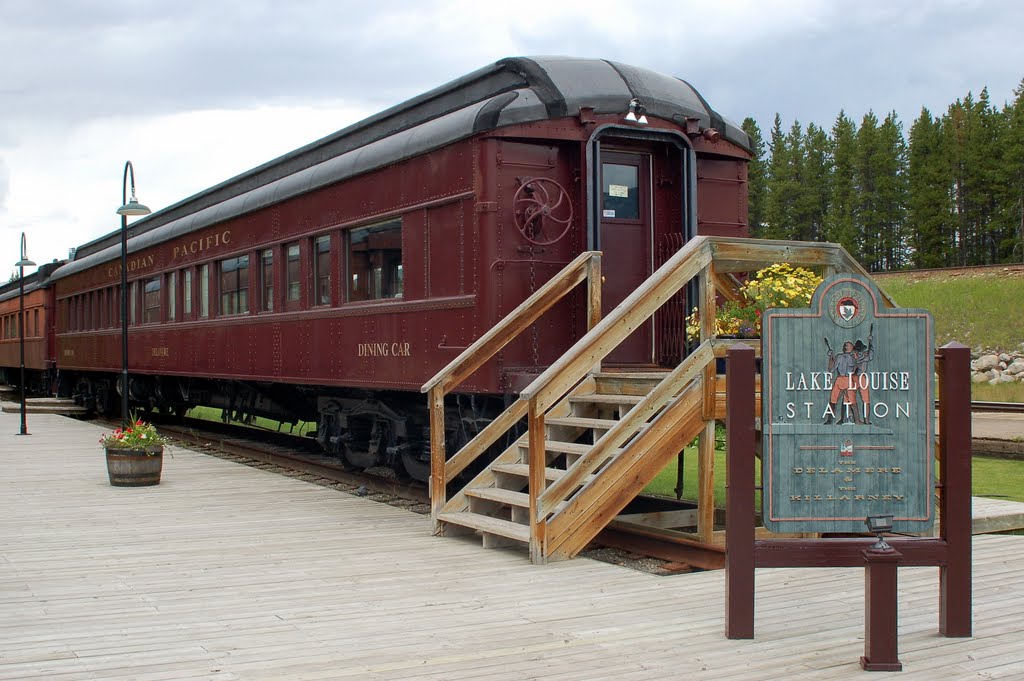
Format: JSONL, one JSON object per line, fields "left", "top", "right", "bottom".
{"left": 537, "top": 341, "right": 715, "bottom": 518}
{"left": 421, "top": 250, "right": 602, "bottom": 396}
{"left": 423, "top": 250, "right": 602, "bottom": 527}
{"left": 520, "top": 236, "right": 712, "bottom": 411}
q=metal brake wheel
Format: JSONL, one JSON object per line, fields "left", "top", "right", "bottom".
{"left": 512, "top": 177, "right": 574, "bottom": 246}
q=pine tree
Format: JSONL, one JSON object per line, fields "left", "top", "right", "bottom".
{"left": 801, "top": 123, "right": 831, "bottom": 243}
{"left": 856, "top": 111, "right": 882, "bottom": 269}
{"left": 742, "top": 117, "right": 768, "bottom": 237}
{"left": 783, "top": 120, "right": 809, "bottom": 240}
{"left": 1003, "top": 79, "right": 1024, "bottom": 263}
{"left": 944, "top": 95, "right": 975, "bottom": 264}
{"left": 908, "top": 107, "right": 953, "bottom": 267}
{"left": 874, "top": 112, "right": 910, "bottom": 269}
{"left": 763, "top": 114, "right": 793, "bottom": 240}
{"left": 825, "top": 111, "right": 858, "bottom": 257}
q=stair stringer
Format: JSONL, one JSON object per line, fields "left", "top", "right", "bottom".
{"left": 542, "top": 379, "right": 708, "bottom": 562}
{"left": 435, "top": 378, "right": 597, "bottom": 522}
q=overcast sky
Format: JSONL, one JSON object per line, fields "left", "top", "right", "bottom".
{"left": 2, "top": 0, "right": 1023, "bottom": 276}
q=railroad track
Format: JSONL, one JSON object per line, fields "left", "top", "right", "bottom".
{"left": 98, "top": 415, "right": 430, "bottom": 505}
{"left": 971, "top": 401, "right": 1024, "bottom": 414}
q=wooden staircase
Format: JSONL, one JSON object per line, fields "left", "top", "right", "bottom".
{"left": 422, "top": 237, "right": 891, "bottom": 563}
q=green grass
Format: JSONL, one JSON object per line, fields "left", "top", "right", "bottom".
{"left": 643, "top": 449, "right": 1024, "bottom": 505}
{"left": 970, "top": 381, "right": 1024, "bottom": 402}
{"left": 878, "top": 273, "right": 1024, "bottom": 351}
{"left": 185, "top": 405, "right": 317, "bottom": 437}
{"left": 972, "top": 456, "right": 1024, "bottom": 502}
{"left": 877, "top": 272, "right": 1024, "bottom": 401}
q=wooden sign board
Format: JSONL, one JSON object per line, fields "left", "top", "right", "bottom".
{"left": 761, "top": 273, "right": 935, "bottom": 534}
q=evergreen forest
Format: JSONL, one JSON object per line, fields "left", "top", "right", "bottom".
{"left": 742, "top": 79, "right": 1024, "bottom": 271}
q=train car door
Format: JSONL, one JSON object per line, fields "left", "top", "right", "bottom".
{"left": 598, "top": 150, "right": 653, "bottom": 365}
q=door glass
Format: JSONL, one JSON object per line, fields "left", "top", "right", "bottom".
{"left": 602, "top": 163, "right": 639, "bottom": 220}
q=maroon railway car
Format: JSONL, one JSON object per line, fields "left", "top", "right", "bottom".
{"left": 50, "top": 56, "right": 750, "bottom": 480}
{"left": 0, "top": 263, "right": 61, "bottom": 393}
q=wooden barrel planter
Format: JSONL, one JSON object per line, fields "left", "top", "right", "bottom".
{"left": 105, "top": 447, "right": 164, "bottom": 486}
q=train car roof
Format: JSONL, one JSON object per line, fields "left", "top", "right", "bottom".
{"left": 56, "top": 56, "right": 748, "bottom": 281}
{"left": 0, "top": 275, "right": 43, "bottom": 303}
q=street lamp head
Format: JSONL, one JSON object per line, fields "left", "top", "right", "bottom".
{"left": 16, "top": 232, "right": 35, "bottom": 267}
{"left": 117, "top": 197, "right": 152, "bottom": 217}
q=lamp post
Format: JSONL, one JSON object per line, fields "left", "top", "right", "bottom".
{"left": 116, "top": 161, "right": 151, "bottom": 426}
{"left": 15, "top": 232, "right": 36, "bottom": 436}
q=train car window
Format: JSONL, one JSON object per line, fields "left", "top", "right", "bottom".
{"left": 183, "top": 269, "right": 193, "bottom": 316}
{"left": 143, "top": 276, "right": 161, "bottom": 324}
{"left": 167, "top": 271, "right": 177, "bottom": 322}
{"left": 199, "top": 264, "right": 210, "bottom": 318}
{"left": 313, "top": 235, "right": 331, "bottom": 306}
{"left": 219, "top": 255, "right": 249, "bottom": 315}
{"left": 286, "top": 242, "right": 301, "bottom": 302}
{"left": 260, "top": 249, "right": 274, "bottom": 311}
{"left": 34, "top": 309, "right": 39, "bottom": 337}
{"left": 602, "top": 163, "right": 640, "bottom": 220}
{"left": 130, "top": 282, "right": 138, "bottom": 325}
{"left": 347, "top": 219, "right": 403, "bottom": 301}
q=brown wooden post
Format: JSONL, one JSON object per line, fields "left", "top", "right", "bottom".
{"left": 587, "top": 253, "right": 602, "bottom": 332}
{"left": 588, "top": 254, "right": 603, "bottom": 375}
{"left": 937, "top": 342, "right": 972, "bottom": 637}
{"left": 429, "top": 386, "right": 447, "bottom": 534}
{"left": 725, "top": 344, "right": 756, "bottom": 639}
{"left": 697, "top": 421, "right": 716, "bottom": 543}
{"left": 861, "top": 547, "right": 904, "bottom": 671}
{"left": 528, "top": 397, "right": 547, "bottom": 564}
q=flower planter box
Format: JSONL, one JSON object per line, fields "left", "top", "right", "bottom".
{"left": 105, "top": 447, "right": 163, "bottom": 487}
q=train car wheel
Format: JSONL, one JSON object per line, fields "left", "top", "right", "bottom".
{"left": 399, "top": 449, "right": 431, "bottom": 483}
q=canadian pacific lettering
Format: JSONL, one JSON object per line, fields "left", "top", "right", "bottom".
{"left": 172, "top": 230, "right": 232, "bottom": 260}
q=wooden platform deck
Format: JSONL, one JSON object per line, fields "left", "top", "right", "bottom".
{"left": 2, "top": 411, "right": 1023, "bottom": 680}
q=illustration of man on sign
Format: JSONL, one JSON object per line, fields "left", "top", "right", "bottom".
{"left": 851, "top": 330, "right": 875, "bottom": 424}
{"left": 824, "top": 326, "right": 875, "bottom": 425}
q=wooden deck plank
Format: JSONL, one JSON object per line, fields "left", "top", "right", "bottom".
{"left": 1, "top": 410, "right": 1022, "bottom": 680}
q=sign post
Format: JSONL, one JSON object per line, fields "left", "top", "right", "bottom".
{"left": 762, "top": 273, "right": 934, "bottom": 535}
{"left": 725, "top": 273, "right": 971, "bottom": 669}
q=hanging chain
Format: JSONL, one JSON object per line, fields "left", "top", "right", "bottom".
{"left": 529, "top": 249, "right": 539, "bottom": 367}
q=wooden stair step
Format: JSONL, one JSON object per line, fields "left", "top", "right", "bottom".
{"left": 568, "top": 393, "right": 645, "bottom": 406}
{"left": 436, "top": 511, "right": 530, "bottom": 543}
{"left": 545, "top": 416, "right": 619, "bottom": 430}
{"left": 465, "top": 487, "right": 572, "bottom": 514}
{"left": 516, "top": 439, "right": 624, "bottom": 457}
{"left": 465, "top": 487, "right": 530, "bottom": 507}
{"left": 491, "top": 463, "right": 598, "bottom": 485}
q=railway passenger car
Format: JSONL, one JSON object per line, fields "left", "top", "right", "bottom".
{"left": 0, "top": 263, "right": 61, "bottom": 393}
{"left": 50, "top": 56, "right": 751, "bottom": 480}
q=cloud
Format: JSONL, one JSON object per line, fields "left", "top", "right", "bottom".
{"left": 1, "top": 0, "right": 1023, "bottom": 270}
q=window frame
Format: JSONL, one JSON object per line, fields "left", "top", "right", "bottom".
{"left": 260, "top": 248, "right": 274, "bottom": 312}
{"left": 346, "top": 219, "right": 404, "bottom": 303}
{"left": 312, "top": 234, "right": 332, "bottom": 307}
{"left": 143, "top": 276, "right": 161, "bottom": 324}
{"left": 218, "top": 254, "right": 250, "bottom": 316}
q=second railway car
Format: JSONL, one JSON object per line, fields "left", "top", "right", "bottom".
{"left": 0, "top": 263, "right": 61, "bottom": 393}
{"left": 50, "top": 56, "right": 751, "bottom": 480}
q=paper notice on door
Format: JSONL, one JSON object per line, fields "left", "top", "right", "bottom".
{"left": 608, "top": 184, "right": 629, "bottom": 198}
{"left": 603, "top": 209, "right": 616, "bottom": 218}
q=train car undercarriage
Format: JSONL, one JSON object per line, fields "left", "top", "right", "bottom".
{"left": 65, "top": 371, "right": 508, "bottom": 484}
